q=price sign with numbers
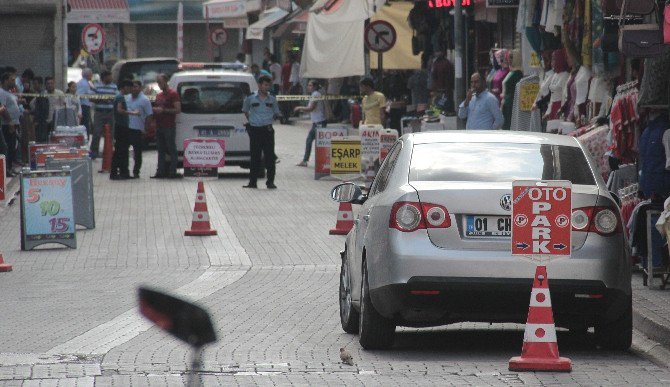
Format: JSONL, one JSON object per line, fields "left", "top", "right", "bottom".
{"left": 20, "top": 169, "right": 77, "bottom": 250}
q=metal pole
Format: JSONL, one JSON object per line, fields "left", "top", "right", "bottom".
{"left": 454, "top": 0, "right": 465, "bottom": 127}
{"left": 377, "top": 52, "right": 383, "bottom": 93}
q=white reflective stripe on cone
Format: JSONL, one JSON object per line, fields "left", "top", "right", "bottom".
{"left": 337, "top": 211, "right": 354, "bottom": 221}
{"left": 192, "top": 211, "right": 210, "bottom": 221}
{"left": 523, "top": 323, "right": 558, "bottom": 343}
{"left": 529, "top": 288, "right": 552, "bottom": 307}
{"left": 195, "top": 194, "right": 207, "bottom": 203}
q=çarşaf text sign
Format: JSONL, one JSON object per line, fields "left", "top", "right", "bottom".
{"left": 20, "top": 169, "right": 76, "bottom": 250}
{"left": 360, "top": 125, "right": 381, "bottom": 181}
{"left": 315, "top": 126, "right": 347, "bottom": 179}
{"left": 379, "top": 129, "right": 399, "bottom": 162}
{"left": 511, "top": 180, "right": 571, "bottom": 262}
{"left": 330, "top": 138, "right": 362, "bottom": 175}
{"left": 183, "top": 139, "right": 226, "bottom": 168}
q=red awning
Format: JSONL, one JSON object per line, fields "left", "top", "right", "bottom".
{"left": 67, "top": 0, "right": 130, "bottom": 24}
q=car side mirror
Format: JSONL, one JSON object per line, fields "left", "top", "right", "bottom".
{"left": 138, "top": 287, "right": 217, "bottom": 348}
{"left": 331, "top": 182, "right": 365, "bottom": 204}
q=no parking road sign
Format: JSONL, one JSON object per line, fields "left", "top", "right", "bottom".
{"left": 81, "top": 23, "right": 105, "bottom": 54}
{"left": 511, "top": 181, "right": 572, "bottom": 262}
{"left": 365, "top": 20, "right": 396, "bottom": 53}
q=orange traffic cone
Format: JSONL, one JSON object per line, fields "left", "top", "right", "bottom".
{"left": 184, "top": 180, "right": 217, "bottom": 236}
{"left": 98, "top": 124, "right": 113, "bottom": 173}
{"left": 509, "top": 265, "right": 572, "bottom": 372}
{"left": 0, "top": 252, "right": 13, "bottom": 272}
{"left": 329, "top": 202, "right": 354, "bottom": 235}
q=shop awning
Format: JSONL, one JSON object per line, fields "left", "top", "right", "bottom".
{"left": 272, "top": 8, "right": 308, "bottom": 37}
{"left": 246, "top": 7, "right": 289, "bottom": 40}
{"left": 67, "top": 0, "right": 130, "bottom": 24}
{"left": 203, "top": 0, "right": 248, "bottom": 19}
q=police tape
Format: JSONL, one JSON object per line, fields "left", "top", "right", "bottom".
{"left": 16, "top": 92, "right": 359, "bottom": 102}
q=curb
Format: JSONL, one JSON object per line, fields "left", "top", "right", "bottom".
{"left": 633, "top": 306, "right": 670, "bottom": 349}
{"left": 631, "top": 330, "right": 670, "bottom": 368}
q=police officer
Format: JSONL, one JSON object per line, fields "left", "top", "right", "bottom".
{"left": 242, "top": 75, "right": 281, "bottom": 189}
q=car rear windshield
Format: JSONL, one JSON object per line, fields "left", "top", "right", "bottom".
{"left": 178, "top": 82, "right": 248, "bottom": 114}
{"left": 409, "top": 142, "right": 596, "bottom": 185}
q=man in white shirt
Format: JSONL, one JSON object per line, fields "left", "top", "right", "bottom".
{"left": 268, "top": 55, "right": 282, "bottom": 96}
{"left": 294, "top": 80, "right": 326, "bottom": 167}
{"left": 125, "top": 80, "right": 153, "bottom": 178}
{"left": 76, "top": 68, "right": 94, "bottom": 136}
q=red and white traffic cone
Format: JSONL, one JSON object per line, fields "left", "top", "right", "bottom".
{"left": 0, "top": 251, "right": 13, "bottom": 272}
{"left": 184, "top": 180, "right": 217, "bottom": 236}
{"left": 509, "top": 265, "right": 571, "bottom": 372}
{"left": 329, "top": 202, "right": 354, "bottom": 235}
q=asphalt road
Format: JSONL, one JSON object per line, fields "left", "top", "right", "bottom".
{"left": 1, "top": 120, "right": 670, "bottom": 386}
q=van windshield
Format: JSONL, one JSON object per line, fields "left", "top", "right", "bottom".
{"left": 178, "top": 82, "right": 249, "bottom": 114}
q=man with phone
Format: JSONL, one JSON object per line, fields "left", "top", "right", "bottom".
{"left": 457, "top": 73, "right": 503, "bottom": 130}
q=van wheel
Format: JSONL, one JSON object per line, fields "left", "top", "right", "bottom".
{"left": 359, "top": 263, "right": 395, "bottom": 349}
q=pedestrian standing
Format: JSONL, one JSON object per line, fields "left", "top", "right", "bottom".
{"left": 0, "top": 103, "right": 9, "bottom": 176}
{"left": 110, "top": 80, "right": 133, "bottom": 180}
{"left": 457, "top": 73, "right": 503, "bottom": 130}
{"left": 295, "top": 80, "right": 326, "bottom": 167}
{"left": 44, "top": 76, "right": 65, "bottom": 131}
{"left": 0, "top": 72, "right": 21, "bottom": 175}
{"left": 65, "top": 81, "right": 83, "bottom": 124}
{"left": 76, "top": 68, "right": 94, "bottom": 137}
{"left": 359, "top": 78, "right": 386, "bottom": 126}
{"left": 29, "top": 77, "right": 50, "bottom": 143}
{"left": 151, "top": 73, "right": 181, "bottom": 179}
{"left": 242, "top": 75, "right": 281, "bottom": 189}
{"left": 268, "top": 55, "right": 282, "bottom": 96}
{"left": 125, "top": 80, "right": 153, "bottom": 178}
{"left": 90, "top": 70, "right": 117, "bottom": 158}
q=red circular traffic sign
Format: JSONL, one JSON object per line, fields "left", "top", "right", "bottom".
{"left": 365, "top": 20, "right": 396, "bottom": 53}
{"left": 81, "top": 24, "right": 105, "bottom": 54}
{"left": 209, "top": 28, "right": 228, "bottom": 46}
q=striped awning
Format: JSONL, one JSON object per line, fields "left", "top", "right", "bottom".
{"left": 67, "top": 0, "right": 130, "bottom": 24}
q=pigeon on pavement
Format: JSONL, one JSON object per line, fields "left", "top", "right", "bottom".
{"left": 340, "top": 347, "right": 354, "bottom": 366}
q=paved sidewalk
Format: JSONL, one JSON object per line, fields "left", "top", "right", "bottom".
{"left": 1, "top": 119, "right": 670, "bottom": 386}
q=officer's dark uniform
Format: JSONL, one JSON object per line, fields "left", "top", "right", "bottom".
{"left": 242, "top": 90, "right": 281, "bottom": 188}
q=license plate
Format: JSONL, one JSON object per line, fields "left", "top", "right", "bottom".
{"left": 465, "top": 215, "right": 511, "bottom": 237}
{"left": 198, "top": 128, "right": 231, "bottom": 137}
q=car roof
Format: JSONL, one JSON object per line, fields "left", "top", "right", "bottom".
{"left": 171, "top": 70, "right": 255, "bottom": 80}
{"left": 114, "top": 57, "right": 178, "bottom": 64}
{"left": 408, "top": 130, "right": 581, "bottom": 147}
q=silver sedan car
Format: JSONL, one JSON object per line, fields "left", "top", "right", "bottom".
{"left": 332, "top": 131, "right": 631, "bottom": 350}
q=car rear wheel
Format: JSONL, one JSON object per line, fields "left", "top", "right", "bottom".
{"left": 595, "top": 296, "right": 632, "bottom": 350}
{"left": 339, "top": 253, "right": 359, "bottom": 333}
{"left": 359, "top": 263, "right": 395, "bottom": 349}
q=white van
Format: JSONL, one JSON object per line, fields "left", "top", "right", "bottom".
{"left": 169, "top": 69, "right": 258, "bottom": 168}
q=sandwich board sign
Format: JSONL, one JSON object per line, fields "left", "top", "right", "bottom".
{"left": 20, "top": 168, "right": 76, "bottom": 250}
{"left": 330, "top": 137, "right": 362, "bottom": 176}
{"left": 511, "top": 180, "right": 571, "bottom": 262}
{"left": 46, "top": 157, "right": 95, "bottom": 230}
{"left": 183, "top": 139, "right": 225, "bottom": 178}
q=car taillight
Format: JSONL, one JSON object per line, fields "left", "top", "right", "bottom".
{"left": 572, "top": 207, "right": 621, "bottom": 236}
{"left": 389, "top": 202, "right": 451, "bottom": 232}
